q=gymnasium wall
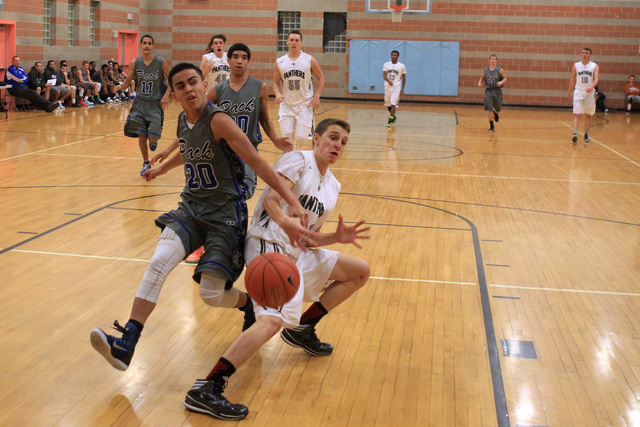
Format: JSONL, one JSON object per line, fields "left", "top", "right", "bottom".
{"left": 3, "top": 0, "right": 639, "bottom": 107}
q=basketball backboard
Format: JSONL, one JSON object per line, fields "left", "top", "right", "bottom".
{"left": 366, "top": 0, "right": 432, "bottom": 14}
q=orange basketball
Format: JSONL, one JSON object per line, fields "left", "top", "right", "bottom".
{"left": 244, "top": 252, "right": 300, "bottom": 308}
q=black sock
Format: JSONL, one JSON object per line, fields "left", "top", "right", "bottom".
{"left": 489, "top": 121, "right": 494, "bottom": 128}
{"left": 300, "top": 302, "right": 328, "bottom": 325}
{"left": 206, "top": 357, "right": 236, "bottom": 383}
{"left": 128, "top": 319, "right": 144, "bottom": 332}
{"left": 238, "top": 292, "right": 252, "bottom": 311}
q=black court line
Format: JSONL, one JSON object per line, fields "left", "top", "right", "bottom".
{"left": 346, "top": 191, "right": 640, "bottom": 228}
{"left": 360, "top": 193, "right": 509, "bottom": 427}
{"left": 487, "top": 264, "right": 510, "bottom": 268}
{"left": 0, "top": 192, "right": 180, "bottom": 256}
{"left": 455, "top": 109, "right": 459, "bottom": 125}
{"left": 482, "top": 239, "right": 503, "bottom": 242}
{"left": 493, "top": 296, "right": 520, "bottom": 300}
{"left": 17, "top": 231, "right": 38, "bottom": 235}
{"left": 64, "top": 213, "right": 83, "bottom": 216}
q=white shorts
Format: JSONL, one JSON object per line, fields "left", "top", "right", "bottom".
{"left": 384, "top": 84, "right": 401, "bottom": 107}
{"left": 279, "top": 101, "right": 314, "bottom": 141}
{"left": 245, "top": 237, "right": 339, "bottom": 328}
{"left": 573, "top": 89, "right": 595, "bottom": 115}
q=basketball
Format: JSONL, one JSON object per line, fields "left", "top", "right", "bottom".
{"left": 244, "top": 252, "right": 300, "bottom": 308}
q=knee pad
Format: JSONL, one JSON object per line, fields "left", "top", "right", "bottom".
{"left": 135, "top": 227, "right": 186, "bottom": 303}
{"left": 199, "top": 273, "right": 241, "bottom": 308}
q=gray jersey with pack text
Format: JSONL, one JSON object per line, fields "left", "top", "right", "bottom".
{"left": 176, "top": 103, "right": 245, "bottom": 214}
{"left": 134, "top": 55, "right": 165, "bottom": 102}
{"left": 215, "top": 77, "right": 264, "bottom": 148}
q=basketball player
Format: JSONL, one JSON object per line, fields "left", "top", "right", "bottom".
{"left": 183, "top": 118, "right": 370, "bottom": 420}
{"left": 90, "top": 63, "right": 315, "bottom": 374}
{"left": 114, "top": 34, "right": 171, "bottom": 175}
{"left": 199, "top": 34, "right": 230, "bottom": 88}
{"left": 383, "top": 50, "right": 406, "bottom": 127}
{"left": 273, "top": 30, "right": 325, "bottom": 146}
{"left": 567, "top": 47, "right": 599, "bottom": 143}
{"left": 154, "top": 43, "right": 294, "bottom": 264}
{"left": 477, "top": 54, "right": 507, "bottom": 133}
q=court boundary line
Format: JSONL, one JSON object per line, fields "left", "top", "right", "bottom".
{"left": 5, "top": 249, "right": 638, "bottom": 298}
{"left": 559, "top": 120, "right": 640, "bottom": 169}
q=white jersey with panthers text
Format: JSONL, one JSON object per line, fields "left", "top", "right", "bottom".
{"left": 247, "top": 150, "right": 340, "bottom": 260}
{"left": 202, "top": 51, "right": 230, "bottom": 87}
{"left": 276, "top": 52, "right": 314, "bottom": 107}
{"left": 574, "top": 61, "right": 596, "bottom": 91}
{"left": 383, "top": 61, "right": 406, "bottom": 88}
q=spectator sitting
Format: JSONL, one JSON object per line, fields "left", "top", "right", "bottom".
{"left": 27, "top": 61, "right": 52, "bottom": 101}
{"left": 44, "top": 60, "right": 71, "bottom": 109}
{"left": 4, "top": 55, "right": 58, "bottom": 112}
{"left": 594, "top": 86, "right": 607, "bottom": 112}
{"left": 108, "top": 61, "right": 128, "bottom": 101}
{"left": 68, "top": 66, "right": 88, "bottom": 106}
{"left": 78, "top": 60, "right": 104, "bottom": 104}
{"left": 89, "top": 61, "right": 98, "bottom": 81}
{"left": 59, "top": 63, "right": 80, "bottom": 107}
{"left": 111, "top": 61, "right": 133, "bottom": 100}
{"left": 95, "top": 64, "right": 117, "bottom": 102}
{"left": 625, "top": 75, "right": 640, "bottom": 113}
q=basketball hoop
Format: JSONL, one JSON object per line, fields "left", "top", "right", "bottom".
{"left": 389, "top": 5, "right": 405, "bottom": 22}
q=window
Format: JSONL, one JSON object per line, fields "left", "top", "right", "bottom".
{"left": 68, "top": 0, "right": 75, "bottom": 46}
{"left": 323, "top": 12, "right": 347, "bottom": 53}
{"left": 89, "top": 1, "right": 97, "bottom": 46}
{"left": 277, "top": 11, "right": 300, "bottom": 52}
{"left": 43, "top": 0, "right": 51, "bottom": 45}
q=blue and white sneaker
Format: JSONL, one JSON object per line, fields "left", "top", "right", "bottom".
{"left": 90, "top": 320, "right": 140, "bottom": 371}
{"left": 140, "top": 161, "right": 151, "bottom": 176}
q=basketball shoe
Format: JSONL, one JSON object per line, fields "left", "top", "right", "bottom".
{"left": 184, "top": 378, "right": 249, "bottom": 420}
{"left": 90, "top": 320, "right": 140, "bottom": 371}
{"left": 140, "top": 161, "right": 151, "bottom": 176}
{"left": 239, "top": 296, "right": 255, "bottom": 331}
{"left": 185, "top": 246, "right": 204, "bottom": 264}
{"left": 281, "top": 324, "right": 333, "bottom": 356}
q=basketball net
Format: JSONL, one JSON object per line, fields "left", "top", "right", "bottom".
{"left": 390, "top": 5, "right": 405, "bottom": 22}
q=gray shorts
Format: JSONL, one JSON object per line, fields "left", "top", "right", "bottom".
{"left": 124, "top": 99, "right": 164, "bottom": 139}
{"left": 154, "top": 198, "right": 248, "bottom": 286}
{"left": 484, "top": 89, "right": 502, "bottom": 112}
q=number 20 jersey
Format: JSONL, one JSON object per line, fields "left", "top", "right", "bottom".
{"left": 276, "top": 51, "right": 314, "bottom": 107}
{"left": 177, "top": 103, "right": 245, "bottom": 212}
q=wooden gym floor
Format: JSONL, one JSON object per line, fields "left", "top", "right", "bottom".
{"left": 1, "top": 100, "right": 639, "bottom": 426}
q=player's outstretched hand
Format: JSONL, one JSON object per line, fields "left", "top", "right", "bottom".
{"left": 336, "top": 214, "right": 370, "bottom": 249}
{"left": 274, "top": 137, "right": 294, "bottom": 153}
{"left": 151, "top": 148, "right": 171, "bottom": 165}
{"left": 287, "top": 200, "right": 309, "bottom": 229}
{"left": 142, "top": 167, "right": 165, "bottom": 182}
{"left": 275, "top": 94, "right": 285, "bottom": 104}
{"left": 281, "top": 216, "right": 319, "bottom": 250}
